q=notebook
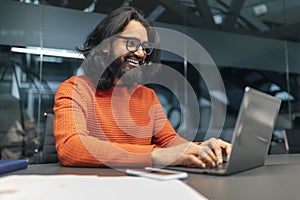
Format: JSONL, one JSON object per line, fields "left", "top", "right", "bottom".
{"left": 167, "top": 87, "right": 281, "bottom": 175}
{"left": 0, "top": 159, "right": 28, "bottom": 174}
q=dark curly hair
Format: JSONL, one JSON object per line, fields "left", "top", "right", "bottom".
{"left": 77, "top": 6, "right": 160, "bottom": 90}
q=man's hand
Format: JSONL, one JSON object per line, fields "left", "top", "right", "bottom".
{"left": 151, "top": 138, "right": 231, "bottom": 168}
{"left": 198, "top": 138, "right": 231, "bottom": 168}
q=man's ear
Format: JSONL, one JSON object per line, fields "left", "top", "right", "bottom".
{"left": 102, "top": 46, "right": 109, "bottom": 54}
{"left": 102, "top": 40, "right": 110, "bottom": 54}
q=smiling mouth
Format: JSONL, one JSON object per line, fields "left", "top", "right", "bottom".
{"left": 125, "top": 56, "right": 144, "bottom": 67}
{"left": 127, "top": 58, "right": 139, "bottom": 65}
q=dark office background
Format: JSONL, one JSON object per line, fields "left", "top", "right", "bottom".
{"left": 0, "top": 0, "right": 299, "bottom": 163}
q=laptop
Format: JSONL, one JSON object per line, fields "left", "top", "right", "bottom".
{"left": 167, "top": 87, "right": 281, "bottom": 175}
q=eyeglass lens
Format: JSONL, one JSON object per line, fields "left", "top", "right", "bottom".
{"left": 126, "top": 38, "right": 154, "bottom": 55}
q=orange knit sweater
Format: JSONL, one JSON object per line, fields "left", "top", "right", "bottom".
{"left": 53, "top": 75, "right": 187, "bottom": 167}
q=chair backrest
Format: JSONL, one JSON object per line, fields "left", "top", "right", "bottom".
{"left": 42, "top": 112, "right": 58, "bottom": 163}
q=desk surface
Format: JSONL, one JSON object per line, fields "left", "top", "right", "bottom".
{"left": 3, "top": 154, "right": 300, "bottom": 200}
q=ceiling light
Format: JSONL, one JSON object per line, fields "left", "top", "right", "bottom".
{"left": 11, "top": 47, "right": 84, "bottom": 59}
{"left": 253, "top": 4, "right": 268, "bottom": 16}
{"left": 213, "top": 15, "right": 223, "bottom": 25}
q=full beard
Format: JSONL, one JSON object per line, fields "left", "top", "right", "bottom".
{"left": 109, "top": 55, "right": 144, "bottom": 87}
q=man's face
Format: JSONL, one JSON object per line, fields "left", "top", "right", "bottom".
{"left": 109, "top": 20, "right": 149, "bottom": 86}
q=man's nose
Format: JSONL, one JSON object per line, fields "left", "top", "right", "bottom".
{"left": 134, "top": 45, "right": 146, "bottom": 58}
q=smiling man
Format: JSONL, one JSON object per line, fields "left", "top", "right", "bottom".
{"left": 104, "top": 20, "right": 155, "bottom": 87}
{"left": 53, "top": 6, "right": 231, "bottom": 168}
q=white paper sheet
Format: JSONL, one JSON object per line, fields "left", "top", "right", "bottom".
{"left": 0, "top": 175, "right": 208, "bottom": 200}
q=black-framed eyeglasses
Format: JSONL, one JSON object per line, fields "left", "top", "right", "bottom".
{"left": 116, "top": 35, "right": 155, "bottom": 55}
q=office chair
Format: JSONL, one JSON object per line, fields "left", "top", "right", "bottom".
{"left": 42, "top": 112, "right": 58, "bottom": 163}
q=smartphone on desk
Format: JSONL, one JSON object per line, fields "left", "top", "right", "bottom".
{"left": 126, "top": 167, "right": 188, "bottom": 180}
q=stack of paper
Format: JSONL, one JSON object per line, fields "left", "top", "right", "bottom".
{"left": 0, "top": 175, "right": 208, "bottom": 200}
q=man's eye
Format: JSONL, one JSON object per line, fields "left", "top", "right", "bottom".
{"left": 128, "top": 39, "right": 139, "bottom": 47}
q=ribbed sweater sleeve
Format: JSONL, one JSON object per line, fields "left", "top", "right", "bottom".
{"left": 53, "top": 76, "right": 187, "bottom": 167}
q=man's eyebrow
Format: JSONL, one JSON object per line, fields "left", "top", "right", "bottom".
{"left": 120, "top": 35, "right": 139, "bottom": 40}
{"left": 118, "top": 35, "right": 149, "bottom": 43}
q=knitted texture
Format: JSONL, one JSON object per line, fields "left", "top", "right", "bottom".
{"left": 53, "top": 75, "right": 187, "bottom": 167}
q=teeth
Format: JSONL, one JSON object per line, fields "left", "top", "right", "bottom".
{"left": 127, "top": 58, "right": 139, "bottom": 64}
